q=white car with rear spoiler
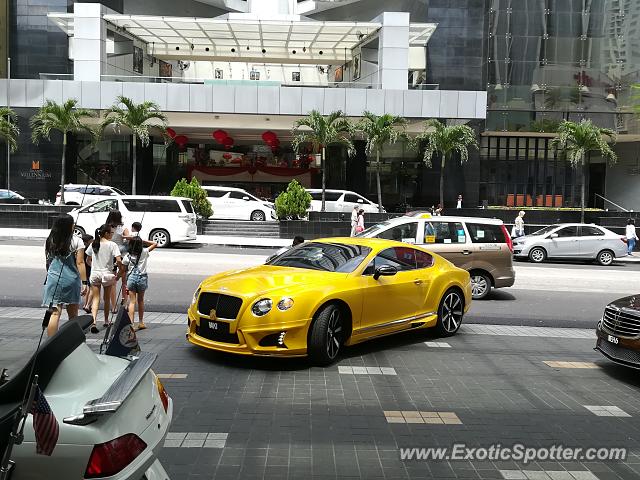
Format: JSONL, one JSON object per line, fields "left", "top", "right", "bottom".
{"left": 0, "top": 315, "right": 173, "bottom": 479}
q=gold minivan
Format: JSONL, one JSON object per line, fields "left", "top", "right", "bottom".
{"left": 358, "top": 213, "right": 515, "bottom": 299}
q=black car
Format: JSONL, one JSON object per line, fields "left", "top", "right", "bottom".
{"left": 595, "top": 295, "right": 640, "bottom": 369}
{"left": 0, "top": 189, "right": 28, "bottom": 204}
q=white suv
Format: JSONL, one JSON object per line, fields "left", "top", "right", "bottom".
{"left": 202, "top": 186, "right": 276, "bottom": 221}
{"left": 306, "top": 189, "right": 383, "bottom": 213}
{"left": 69, "top": 196, "right": 197, "bottom": 248}
{"left": 55, "top": 184, "right": 125, "bottom": 206}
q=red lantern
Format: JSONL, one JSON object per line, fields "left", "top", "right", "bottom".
{"left": 166, "top": 127, "right": 176, "bottom": 139}
{"left": 222, "top": 137, "right": 234, "bottom": 149}
{"left": 222, "top": 152, "right": 232, "bottom": 160}
{"left": 213, "top": 130, "right": 228, "bottom": 143}
{"left": 174, "top": 135, "right": 188, "bottom": 146}
{"left": 262, "top": 131, "right": 277, "bottom": 143}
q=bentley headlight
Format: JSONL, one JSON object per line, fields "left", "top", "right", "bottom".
{"left": 277, "top": 297, "right": 294, "bottom": 311}
{"left": 192, "top": 287, "right": 201, "bottom": 306}
{"left": 252, "top": 299, "right": 273, "bottom": 316}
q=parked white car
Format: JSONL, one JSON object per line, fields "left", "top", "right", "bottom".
{"left": 55, "top": 184, "right": 125, "bottom": 206}
{"left": 512, "top": 223, "right": 627, "bottom": 266}
{"left": 202, "top": 186, "right": 276, "bottom": 221}
{"left": 69, "top": 196, "right": 197, "bottom": 248}
{"left": 1, "top": 317, "right": 172, "bottom": 479}
{"left": 306, "top": 189, "right": 383, "bottom": 213}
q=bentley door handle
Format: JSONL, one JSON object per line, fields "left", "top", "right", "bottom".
{"left": 462, "top": 250, "right": 472, "bottom": 255}
{"left": 414, "top": 279, "right": 423, "bottom": 285}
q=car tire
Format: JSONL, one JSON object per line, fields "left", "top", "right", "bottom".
{"left": 528, "top": 247, "right": 547, "bottom": 263}
{"left": 73, "top": 226, "right": 85, "bottom": 237}
{"left": 308, "top": 304, "right": 343, "bottom": 366}
{"left": 150, "top": 229, "right": 171, "bottom": 248}
{"left": 597, "top": 249, "right": 615, "bottom": 266}
{"left": 250, "top": 210, "right": 266, "bottom": 221}
{"left": 470, "top": 271, "right": 492, "bottom": 300}
{"left": 434, "top": 289, "right": 465, "bottom": 337}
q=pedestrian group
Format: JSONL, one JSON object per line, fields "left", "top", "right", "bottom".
{"left": 42, "top": 209, "right": 156, "bottom": 337}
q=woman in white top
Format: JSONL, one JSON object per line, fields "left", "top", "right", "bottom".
{"left": 513, "top": 210, "right": 526, "bottom": 237}
{"left": 106, "top": 210, "right": 130, "bottom": 313}
{"left": 626, "top": 219, "right": 638, "bottom": 256}
{"left": 86, "top": 224, "right": 125, "bottom": 332}
{"left": 350, "top": 205, "right": 359, "bottom": 237}
{"left": 356, "top": 209, "right": 365, "bottom": 234}
{"left": 123, "top": 236, "right": 157, "bottom": 331}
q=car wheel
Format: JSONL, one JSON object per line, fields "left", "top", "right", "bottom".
{"left": 150, "top": 229, "right": 171, "bottom": 248}
{"left": 470, "top": 272, "right": 491, "bottom": 300}
{"left": 434, "top": 289, "right": 464, "bottom": 337}
{"left": 528, "top": 247, "right": 547, "bottom": 263}
{"left": 597, "top": 249, "right": 614, "bottom": 266}
{"left": 308, "top": 304, "right": 343, "bottom": 366}
{"left": 73, "top": 226, "right": 85, "bottom": 237}
{"left": 250, "top": 210, "right": 266, "bottom": 221}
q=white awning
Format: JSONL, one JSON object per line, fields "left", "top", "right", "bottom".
{"left": 48, "top": 12, "right": 436, "bottom": 63}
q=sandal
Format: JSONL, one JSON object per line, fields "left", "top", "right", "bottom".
{"left": 90, "top": 323, "right": 99, "bottom": 334}
{"left": 135, "top": 323, "right": 147, "bottom": 331}
{"left": 83, "top": 306, "right": 91, "bottom": 314}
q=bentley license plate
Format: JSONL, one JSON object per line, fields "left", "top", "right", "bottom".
{"left": 607, "top": 335, "right": 619, "bottom": 345}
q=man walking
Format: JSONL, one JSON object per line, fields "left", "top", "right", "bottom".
{"left": 626, "top": 219, "right": 637, "bottom": 256}
{"left": 513, "top": 211, "right": 526, "bottom": 238}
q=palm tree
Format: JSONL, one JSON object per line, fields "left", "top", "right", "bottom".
{"left": 551, "top": 119, "right": 617, "bottom": 223}
{"left": 357, "top": 112, "right": 407, "bottom": 212}
{"left": 101, "top": 96, "right": 167, "bottom": 195}
{"left": 292, "top": 110, "right": 354, "bottom": 212}
{"left": 30, "top": 99, "right": 96, "bottom": 205}
{"left": 0, "top": 107, "right": 19, "bottom": 155}
{"left": 413, "top": 119, "right": 478, "bottom": 209}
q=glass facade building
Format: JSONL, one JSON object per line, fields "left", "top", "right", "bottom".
{"left": 481, "top": 0, "right": 640, "bottom": 208}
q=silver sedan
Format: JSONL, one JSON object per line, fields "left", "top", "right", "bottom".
{"left": 512, "top": 223, "right": 627, "bottom": 266}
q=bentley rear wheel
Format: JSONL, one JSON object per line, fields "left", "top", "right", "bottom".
{"left": 434, "top": 289, "right": 464, "bottom": 337}
{"left": 308, "top": 304, "right": 343, "bottom": 366}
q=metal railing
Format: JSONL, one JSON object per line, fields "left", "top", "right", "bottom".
{"left": 594, "top": 193, "right": 629, "bottom": 212}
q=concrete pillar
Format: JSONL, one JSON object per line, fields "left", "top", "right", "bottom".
{"left": 375, "top": 12, "right": 410, "bottom": 90}
{"left": 73, "top": 3, "right": 107, "bottom": 82}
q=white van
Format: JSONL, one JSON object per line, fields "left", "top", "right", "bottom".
{"left": 69, "top": 196, "right": 197, "bottom": 248}
{"left": 202, "top": 186, "right": 276, "bottom": 221}
{"left": 55, "top": 184, "right": 125, "bottom": 206}
{"left": 306, "top": 189, "right": 383, "bottom": 213}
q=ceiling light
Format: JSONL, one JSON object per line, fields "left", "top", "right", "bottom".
{"left": 292, "top": 50, "right": 296, "bottom": 54}
{"left": 231, "top": 47, "right": 236, "bottom": 52}
{"left": 175, "top": 46, "right": 180, "bottom": 50}
{"left": 262, "top": 48, "right": 266, "bottom": 54}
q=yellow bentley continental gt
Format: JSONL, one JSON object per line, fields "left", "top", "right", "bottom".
{"left": 187, "top": 238, "right": 471, "bottom": 365}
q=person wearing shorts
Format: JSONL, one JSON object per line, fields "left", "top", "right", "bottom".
{"left": 123, "top": 236, "right": 157, "bottom": 331}
{"left": 86, "top": 224, "right": 124, "bottom": 332}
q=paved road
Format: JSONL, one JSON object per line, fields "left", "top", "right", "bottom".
{"left": 1, "top": 315, "right": 639, "bottom": 479}
{"left": 1, "top": 242, "right": 638, "bottom": 328}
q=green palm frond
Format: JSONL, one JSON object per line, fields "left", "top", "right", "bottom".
{"left": 101, "top": 95, "right": 167, "bottom": 146}
{"left": 0, "top": 107, "right": 19, "bottom": 153}
{"left": 357, "top": 111, "right": 408, "bottom": 156}
{"left": 412, "top": 119, "right": 478, "bottom": 167}
{"left": 30, "top": 98, "right": 96, "bottom": 144}
{"left": 292, "top": 109, "right": 355, "bottom": 157}
{"left": 550, "top": 119, "right": 617, "bottom": 166}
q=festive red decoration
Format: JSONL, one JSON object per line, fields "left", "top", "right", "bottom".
{"left": 231, "top": 157, "right": 242, "bottom": 164}
{"left": 166, "top": 127, "right": 176, "bottom": 139}
{"left": 222, "top": 137, "right": 234, "bottom": 149}
{"left": 222, "top": 152, "right": 232, "bottom": 160}
{"left": 261, "top": 131, "right": 277, "bottom": 143}
{"left": 213, "top": 130, "right": 228, "bottom": 142}
{"left": 174, "top": 135, "right": 188, "bottom": 147}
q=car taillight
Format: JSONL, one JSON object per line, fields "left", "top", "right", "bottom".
{"left": 84, "top": 433, "right": 147, "bottom": 479}
{"left": 156, "top": 376, "right": 169, "bottom": 413}
{"left": 500, "top": 224, "right": 514, "bottom": 253}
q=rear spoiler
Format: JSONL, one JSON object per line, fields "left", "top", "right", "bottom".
{"left": 63, "top": 351, "right": 156, "bottom": 426}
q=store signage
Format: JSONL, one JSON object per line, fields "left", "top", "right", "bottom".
{"left": 20, "top": 160, "right": 51, "bottom": 180}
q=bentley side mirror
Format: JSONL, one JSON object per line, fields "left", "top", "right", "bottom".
{"left": 549, "top": 233, "right": 558, "bottom": 239}
{"left": 88, "top": 207, "right": 95, "bottom": 213}
{"left": 373, "top": 264, "right": 398, "bottom": 280}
